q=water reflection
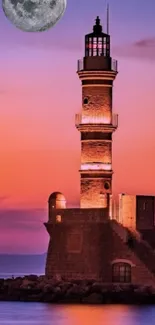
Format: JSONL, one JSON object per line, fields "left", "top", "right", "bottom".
{"left": 46, "top": 304, "right": 155, "bottom": 325}
{"left": 0, "top": 302, "right": 155, "bottom": 325}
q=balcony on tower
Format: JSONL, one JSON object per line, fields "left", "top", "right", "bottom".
{"left": 81, "top": 162, "right": 112, "bottom": 172}
{"left": 77, "top": 58, "right": 118, "bottom": 73}
{"left": 75, "top": 112, "right": 118, "bottom": 131}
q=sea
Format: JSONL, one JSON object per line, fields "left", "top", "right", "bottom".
{"left": 0, "top": 273, "right": 155, "bottom": 325}
{"left": 0, "top": 302, "right": 155, "bottom": 325}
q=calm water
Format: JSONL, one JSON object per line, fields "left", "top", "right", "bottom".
{"left": 0, "top": 302, "right": 155, "bottom": 325}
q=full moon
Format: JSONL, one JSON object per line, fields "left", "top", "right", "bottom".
{"left": 2, "top": 0, "right": 67, "bottom": 32}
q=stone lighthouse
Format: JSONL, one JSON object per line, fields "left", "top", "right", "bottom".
{"left": 75, "top": 16, "right": 118, "bottom": 211}
{"left": 44, "top": 17, "right": 119, "bottom": 281}
{"left": 44, "top": 16, "right": 155, "bottom": 286}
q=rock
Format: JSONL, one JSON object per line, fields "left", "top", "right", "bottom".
{"left": 46, "top": 278, "right": 60, "bottom": 287}
{"left": 144, "top": 286, "right": 155, "bottom": 294}
{"left": 43, "top": 287, "right": 62, "bottom": 302}
{"left": 42, "top": 284, "right": 53, "bottom": 293}
{"left": 149, "top": 286, "right": 155, "bottom": 294}
{"left": 66, "top": 284, "right": 81, "bottom": 296}
{"left": 20, "top": 283, "right": 32, "bottom": 289}
{"left": 59, "top": 282, "right": 72, "bottom": 294}
{"left": 0, "top": 276, "right": 155, "bottom": 304}
{"left": 43, "top": 293, "right": 56, "bottom": 303}
{"left": 112, "top": 285, "right": 122, "bottom": 293}
{"left": 91, "top": 282, "right": 103, "bottom": 293}
{"left": 8, "top": 279, "right": 22, "bottom": 289}
{"left": 72, "top": 279, "right": 82, "bottom": 285}
{"left": 25, "top": 275, "right": 38, "bottom": 282}
{"left": 82, "top": 293, "right": 103, "bottom": 304}
{"left": 63, "top": 284, "right": 82, "bottom": 303}
{"left": 101, "top": 285, "right": 108, "bottom": 293}
{"left": 52, "top": 274, "right": 62, "bottom": 282}
{"left": 53, "top": 286, "right": 61, "bottom": 294}
{"left": 20, "top": 278, "right": 38, "bottom": 289}
{"left": 38, "top": 276, "right": 45, "bottom": 282}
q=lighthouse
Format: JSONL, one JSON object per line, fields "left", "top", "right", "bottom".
{"left": 45, "top": 16, "right": 119, "bottom": 281}
{"left": 44, "top": 14, "right": 155, "bottom": 287}
{"left": 75, "top": 16, "right": 118, "bottom": 211}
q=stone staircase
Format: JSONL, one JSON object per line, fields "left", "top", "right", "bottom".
{"left": 110, "top": 220, "right": 128, "bottom": 243}
{"left": 111, "top": 220, "right": 155, "bottom": 276}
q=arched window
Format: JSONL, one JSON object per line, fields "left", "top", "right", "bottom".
{"left": 112, "top": 262, "right": 131, "bottom": 283}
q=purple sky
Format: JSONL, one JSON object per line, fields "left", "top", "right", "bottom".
{"left": 1, "top": 0, "right": 155, "bottom": 254}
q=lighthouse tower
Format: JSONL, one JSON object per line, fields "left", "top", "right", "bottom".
{"left": 75, "top": 16, "right": 118, "bottom": 211}
{"left": 44, "top": 15, "right": 155, "bottom": 286}
{"left": 45, "top": 15, "right": 119, "bottom": 280}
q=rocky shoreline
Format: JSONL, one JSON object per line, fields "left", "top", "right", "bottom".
{"left": 1, "top": 275, "right": 155, "bottom": 304}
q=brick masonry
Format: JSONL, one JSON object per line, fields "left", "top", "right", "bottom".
{"left": 81, "top": 141, "right": 111, "bottom": 164}
{"left": 119, "top": 194, "right": 155, "bottom": 231}
{"left": 45, "top": 216, "right": 155, "bottom": 285}
{"left": 119, "top": 194, "right": 136, "bottom": 229}
{"left": 48, "top": 207, "right": 109, "bottom": 224}
{"left": 136, "top": 196, "right": 155, "bottom": 230}
{"left": 80, "top": 84, "right": 113, "bottom": 207}
{"left": 80, "top": 179, "right": 111, "bottom": 208}
{"left": 82, "top": 86, "right": 112, "bottom": 120}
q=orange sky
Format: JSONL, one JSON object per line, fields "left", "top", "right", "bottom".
{"left": 1, "top": 56, "right": 155, "bottom": 212}
{"left": 1, "top": 0, "right": 155, "bottom": 253}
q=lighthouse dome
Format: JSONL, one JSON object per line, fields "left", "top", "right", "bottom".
{"left": 48, "top": 192, "right": 66, "bottom": 209}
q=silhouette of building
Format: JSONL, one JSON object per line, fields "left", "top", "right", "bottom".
{"left": 44, "top": 16, "right": 155, "bottom": 285}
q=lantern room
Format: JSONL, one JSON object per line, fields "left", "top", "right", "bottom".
{"left": 85, "top": 16, "right": 110, "bottom": 57}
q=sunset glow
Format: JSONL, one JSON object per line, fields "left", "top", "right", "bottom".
{"left": 0, "top": 0, "right": 155, "bottom": 253}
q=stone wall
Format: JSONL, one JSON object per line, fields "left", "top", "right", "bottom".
{"left": 82, "top": 86, "right": 112, "bottom": 122}
{"left": 110, "top": 222, "right": 155, "bottom": 286}
{"left": 80, "top": 179, "right": 111, "bottom": 208}
{"left": 45, "top": 219, "right": 155, "bottom": 285}
{"left": 136, "top": 196, "right": 155, "bottom": 230}
{"left": 48, "top": 207, "right": 109, "bottom": 224}
{"left": 119, "top": 194, "right": 155, "bottom": 231}
{"left": 81, "top": 141, "right": 111, "bottom": 164}
{"left": 45, "top": 222, "right": 112, "bottom": 280}
{"left": 119, "top": 194, "right": 136, "bottom": 229}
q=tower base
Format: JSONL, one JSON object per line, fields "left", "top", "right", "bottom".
{"left": 44, "top": 207, "right": 155, "bottom": 286}
{"left": 44, "top": 207, "right": 109, "bottom": 280}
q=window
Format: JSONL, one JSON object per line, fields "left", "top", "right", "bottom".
{"left": 104, "top": 181, "right": 110, "bottom": 190}
{"left": 112, "top": 262, "right": 131, "bottom": 283}
{"left": 83, "top": 97, "right": 89, "bottom": 105}
{"left": 67, "top": 233, "right": 82, "bottom": 253}
{"left": 56, "top": 215, "right": 61, "bottom": 223}
{"left": 93, "top": 49, "right": 97, "bottom": 56}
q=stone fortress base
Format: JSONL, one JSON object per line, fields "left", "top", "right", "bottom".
{"left": 44, "top": 192, "right": 155, "bottom": 286}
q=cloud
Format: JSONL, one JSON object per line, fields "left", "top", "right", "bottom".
{"left": 0, "top": 208, "right": 47, "bottom": 232}
{"left": 0, "top": 208, "right": 48, "bottom": 253}
{"left": 0, "top": 196, "right": 9, "bottom": 202}
{"left": 19, "top": 34, "right": 155, "bottom": 61}
{"left": 0, "top": 196, "right": 10, "bottom": 204}
{"left": 114, "top": 37, "right": 155, "bottom": 61}
{"left": 135, "top": 38, "right": 155, "bottom": 48}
